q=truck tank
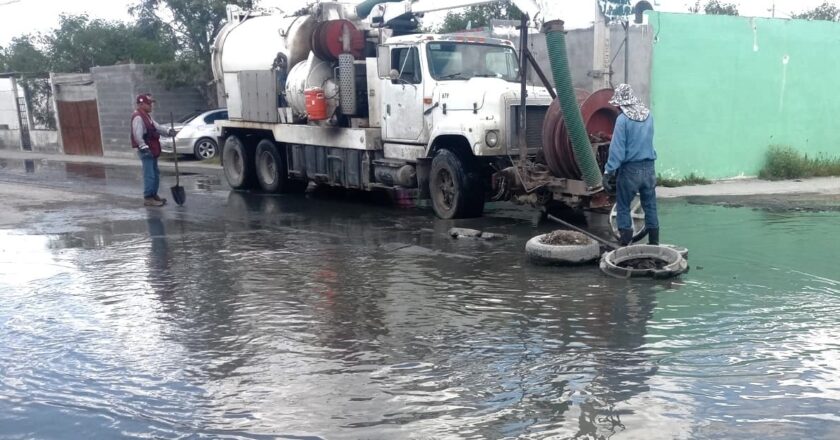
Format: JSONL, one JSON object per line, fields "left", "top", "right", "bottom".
{"left": 212, "top": 13, "right": 317, "bottom": 107}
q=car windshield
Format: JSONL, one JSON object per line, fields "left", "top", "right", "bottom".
{"left": 427, "top": 42, "right": 519, "bottom": 82}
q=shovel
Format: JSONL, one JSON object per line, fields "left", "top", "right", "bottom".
{"left": 170, "top": 112, "right": 186, "bottom": 206}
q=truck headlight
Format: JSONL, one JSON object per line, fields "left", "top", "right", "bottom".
{"left": 485, "top": 130, "right": 499, "bottom": 147}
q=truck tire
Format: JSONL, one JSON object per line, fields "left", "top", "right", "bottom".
{"left": 430, "top": 149, "right": 484, "bottom": 219}
{"left": 525, "top": 233, "right": 601, "bottom": 265}
{"left": 255, "top": 140, "right": 307, "bottom": 193}
{"left": 223, "top": 135, "right": 256, "bottom": 190}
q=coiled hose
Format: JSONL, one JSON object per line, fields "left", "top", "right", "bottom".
{"left": 544, "top": 21, "right": 603, "bottom": 189}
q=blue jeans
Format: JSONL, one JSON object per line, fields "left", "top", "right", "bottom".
{"left": 139, "top": 149, "right": 160, "bottom": 198}
{"left": 616, "top": 160, "right": 659, "bottom": 231}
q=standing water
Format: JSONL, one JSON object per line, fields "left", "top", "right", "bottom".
{"left": 1, "top": 195, "right": 839, "bottom": 439}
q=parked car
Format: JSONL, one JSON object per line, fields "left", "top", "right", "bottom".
{"left": 161, "top": 109, "right": 227, "bottom": 160}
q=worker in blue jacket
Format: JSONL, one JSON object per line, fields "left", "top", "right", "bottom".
{"left": 602, "top": 84, "right": 659, "bottom": 246}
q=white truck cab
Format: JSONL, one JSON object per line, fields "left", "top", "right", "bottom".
{"left": 378, "top": 35, "right": 552, "bottom": 159}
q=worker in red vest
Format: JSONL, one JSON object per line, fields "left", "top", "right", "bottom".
{"left": 131, "top": 94, "right": 175, "bottom": 207}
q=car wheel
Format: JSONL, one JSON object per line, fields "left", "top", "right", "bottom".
{"left": 194, "top": 137, "right": 218, "bottom": 160}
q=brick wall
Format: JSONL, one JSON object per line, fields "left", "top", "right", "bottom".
{"left": 92, "top": 64, "right": 206, "bottom": 157}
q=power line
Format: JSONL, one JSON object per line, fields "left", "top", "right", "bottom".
{"left": 0, "top": 0, "right": 22, "bottom": 6}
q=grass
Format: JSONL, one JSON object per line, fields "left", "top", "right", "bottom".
{"left": 657, "top": 172, "right": 712, "bottom": 187}
{"left": 159, "top": 152, "right": 221, "bottom": 166}
{"left": 203, "top": 156, "right": 221, "bottom": 166}
{"left": 759, "top": 145, "right": 840, "bottom": 180}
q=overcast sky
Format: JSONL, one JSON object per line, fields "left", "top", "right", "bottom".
{"left": 0, "top": 0, "right": 833, "bottom": 46}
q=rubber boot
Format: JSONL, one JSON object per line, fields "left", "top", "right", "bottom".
{"left": 648, "top": 228, "right": 660, "bottom": 245}
{"left": 619, "top": 229, "right": 634, "bottom": 246}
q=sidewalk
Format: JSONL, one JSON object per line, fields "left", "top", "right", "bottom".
{"left": 2, "top": 149, "right": 839, "bottom": 198}
{"left": 0, "top": 149, "right": 222, "bottom": 174}
{"left": 657, "top": 176, "right": 840, "bottom": 198}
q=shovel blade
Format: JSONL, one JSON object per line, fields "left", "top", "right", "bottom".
{"left": 171, "top": 185, "right": 186, "bottom": 206}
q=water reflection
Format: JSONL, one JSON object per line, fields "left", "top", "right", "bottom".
{"left": 65, "top": 162, "right": 107, "bottom": 180}
{"left": 2, "top": 196, "right": 840, "bottom": 438}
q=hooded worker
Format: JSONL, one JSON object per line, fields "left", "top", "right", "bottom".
{"left": 131, "top": 94, "right": 175, "bottom": 207}
{"left": 602, "top": 84, "right": 659, "bottom": 246}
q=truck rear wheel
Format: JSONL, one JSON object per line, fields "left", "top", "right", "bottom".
{"left": 430, "top": 149, "right": 484, "bottom": 219}
{"left": 223, "top": 135, "right": 256, "bottom": 190}
{"left": 255, "top": 140, "right": 306, "bottom": 193}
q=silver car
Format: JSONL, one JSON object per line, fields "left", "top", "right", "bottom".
{"left": 161, "top": 109, "right": 227, "bottom": 160}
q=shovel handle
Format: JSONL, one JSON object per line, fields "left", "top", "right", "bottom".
{"left": 170, "top": 112, "right": 180, "bottom": 186}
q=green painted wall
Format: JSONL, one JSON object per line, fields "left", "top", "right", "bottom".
{"left": 650, "top": 13, "right": 840, "bottom": 179}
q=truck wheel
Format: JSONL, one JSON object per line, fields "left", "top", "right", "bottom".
{"left": 255, "top": 139, "right": 307, "bottom": 194}
{"left": 430, "top": 149, "right": 484, "bottom": 219}
{"left": 223, "top": 135, "right": 256, "bottom": 190}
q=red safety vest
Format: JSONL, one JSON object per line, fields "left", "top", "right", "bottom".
{"left": 130, "top": 110, "right": 162, "bottom": 158}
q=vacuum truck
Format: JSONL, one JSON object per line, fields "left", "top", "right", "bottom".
{"left": 212, "top": 0, "right": 626, "bottom": 225}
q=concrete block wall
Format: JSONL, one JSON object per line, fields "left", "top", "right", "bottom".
{"left": 92, "top": 64, "right": 207, "bottom": 157}
{"left": 0, "top": 130, "right": 18, "bottom": 149}
{"left": 29, "top": 130, "right": 60, "bottom": 153}
{"left": 507, "top": 24, "right": 653, "bottom": 104}
{"left": 0, "top": 78, "right": 19, "bottom": 130}
{"left": 52, "top": 73, "right": 96, "bottom": 102}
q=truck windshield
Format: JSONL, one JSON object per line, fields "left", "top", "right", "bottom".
{"left": 427, "top": 42, "right": 519, "bottom": 82}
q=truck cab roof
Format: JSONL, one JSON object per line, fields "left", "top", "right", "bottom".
{"left": 383, "top": 34, "right": 516, "bottom": 48}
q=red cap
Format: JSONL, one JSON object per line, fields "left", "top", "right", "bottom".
{"left": 136, "top": 94, "right": 155, "bottom": 104}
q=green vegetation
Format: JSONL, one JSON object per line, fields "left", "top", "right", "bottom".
{"left": 759, "top": 145, "right": 840, "bottom": 180}
{"left": 792, "top": 2, "right": 840, "bottom": 21}
{"left": 689, "top": 1, "right": 739, "bottom": 16}
{"left": 0, "top": 14, "right": 177, "bottom": 129}
{"left": 203, "top": 156, "right": 221, "bottom": 166}
{"left": 0, "top": 0, "right": 256, "bottom": 119}
{"left": 437, "top": 4, "right": 522, "bottom": 33}
{"left": 657, "top": 173, "right": 712, "bottom": 187}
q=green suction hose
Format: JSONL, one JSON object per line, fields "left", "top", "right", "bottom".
{"left": 544, "top": 21, "right": 603, "bottom": 189}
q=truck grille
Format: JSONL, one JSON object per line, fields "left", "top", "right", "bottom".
{"left": 508, "top": 105, "right": 548, "bottom": 154}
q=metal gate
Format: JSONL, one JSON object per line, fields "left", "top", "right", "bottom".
{"left": 16, "top": 96, "right": 31, "bottom": 151}
{"left": 57, "top": 100, "right": 103, "bottom": 156}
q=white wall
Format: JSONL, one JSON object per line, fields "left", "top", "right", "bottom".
{"left": 0, "top": 78, "right": 20, "bottom": 130}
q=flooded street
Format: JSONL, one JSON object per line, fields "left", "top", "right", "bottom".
{"left": 1, "top": 159, "right": 839, "bottom": 439}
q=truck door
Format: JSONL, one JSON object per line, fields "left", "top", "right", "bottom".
{"left": 382, "top": 46, "right": 425, "bottom": 143}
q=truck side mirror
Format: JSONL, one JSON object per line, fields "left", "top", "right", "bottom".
{"left": 377, "top": 45, "right": 391, "bottom": 79}
{"left": 389, "top": 69, "right": 400, "bottom": 81}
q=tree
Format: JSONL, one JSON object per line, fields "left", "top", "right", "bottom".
{"left": 600, "top": 0, "right": 632, "bottom": 22}
{"left": 704, "top": 0, "right": 739, "bottom": 16}
{"left": 0, "top": 16, "right": 176, "bottom": 129}
{"left": 0, "top": 36, "right": 53, "bottom": 128}
{"left": 43, "top": 14, "right": 176, "bottom": 73}
{"left": 689, "top": 1, "right": 738, "bottom": 15}
{"left": 129, "top": 0, "right": 256, "bottom": 104}
{"left": 792, "top": 2, "right": 840, "bottom": 21}
{"left": 0, "top": 36, "right": 49, "bottom": 74}
{"left": 438, "top": 3, "right": 522, "bottom": 33}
